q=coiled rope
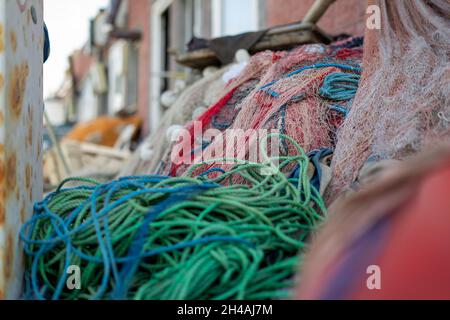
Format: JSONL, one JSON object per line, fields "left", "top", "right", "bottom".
{"left": 21, "top": 134, "right": 326, "bottom": 300}
{"left": 319, "top": 72, "right": 360, "bottom": 101}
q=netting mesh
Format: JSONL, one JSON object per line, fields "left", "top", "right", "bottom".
{"left": 159, "top": 51, "right": 285, "bottom": 175}
{"left": 326, "top": 0, "right": 450, "bottom": 202}
{"left": 165, "top": 39, "right": 364, "bottom": 179}
{"left": 120, "top": 67, "right": 229, "bottom": 176}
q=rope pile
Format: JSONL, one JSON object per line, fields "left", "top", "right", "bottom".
{"left": 21, "top": 135, "right": 326, "bottom": 300}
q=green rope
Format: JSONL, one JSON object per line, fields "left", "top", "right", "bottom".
{"left": 21, "top": 134, "right": 326, "bottom": 300}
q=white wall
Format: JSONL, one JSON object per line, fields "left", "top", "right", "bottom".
{"left": 78, "top": 76, "right": 100, "bottom": 122}
{"left": 44, "top": 99, "right": 67, "bottom": 126}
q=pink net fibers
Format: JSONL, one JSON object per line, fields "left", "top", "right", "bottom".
{"left": 326, "top": 0, "right": 450, "bottom": 203}
{"left": 166, "top": 38, "right": 364, "bottom": 178}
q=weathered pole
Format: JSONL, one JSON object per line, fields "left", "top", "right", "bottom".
{"left": 0, "top": 0, "right": 43, "bottom": 299}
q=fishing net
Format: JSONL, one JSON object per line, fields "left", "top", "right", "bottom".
{"left": 165, "top": 38, "right": 364, "bottom": 179}
{"left": 119, "top": 67, "right": 229, "bottom": 176}
{"left": 327, "top": 0, "right": 450, "bottom": 202}
{"left": 157, "top": 50, "right": 283, "bottom": 175}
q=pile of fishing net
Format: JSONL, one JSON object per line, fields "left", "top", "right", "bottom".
{"left": 158, "top": 37, "right": 364, "bottom": 179}
{"left": 120, "top": 67, "right": 229, "bottom": 176}
{"left": 156, "top": 51, "right": 278, "bottom": 177}
{"left": 291, "top": 0, "right": 450, "bottom": 298}
{"left": 21, "top": 136, "right": 326, "bottom": 300}
{"left": 327, "top": 0, "right": 450, "bottom": 202}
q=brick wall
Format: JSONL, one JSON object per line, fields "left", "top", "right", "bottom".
{"left": 127, "top": 0, "right": 151, "bottom": 135}
{"left": 266, "top": 0, "right": 367, "bottom": 36}
{"left": 70, "top": 49, "right": 94, "bottom": 91}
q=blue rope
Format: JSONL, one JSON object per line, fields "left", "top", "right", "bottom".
{"left": 191, "top": 141, "right": 211, "bottom": 156}
{"left": 331, "top": 36, "right": 364, "bottom": 50}
{"left": 211, "top": 115, "right": 233, "bottom": 129}
{"left": 259, "top": 63, "right": 362, "bottom": 97}
{"left": 20, "top": 176, "right": 254, "bottom": 300}
{"left": 112, "top": 185, "right": 213, "bottom": 299}
{"left": 319, "top": 72, "right": 360, "bottom": 101}
{"left": 198, "top": 167, "right": 227, "bottom": 177}
{"left": 290, "top": 148, "right": 333, "bottom": 193}
{"left": 44, "top": 23, "right": 50, "bottom": 63}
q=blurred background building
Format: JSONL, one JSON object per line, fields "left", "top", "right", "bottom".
{"left": 46, "top": 0, "right": 366, "bottom": 138}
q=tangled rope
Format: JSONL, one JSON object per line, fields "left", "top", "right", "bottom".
{"left": 319, "top": 72, "right": 360, "bottom": 101}
{"left": 258, "top": 63, "right": 362, "bottom": 98}
{"left": 21, "top": 135, "right": 326, "bottom": 300}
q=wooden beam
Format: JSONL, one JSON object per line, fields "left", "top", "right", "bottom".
{"left": 175, "top": 0, "right": 337, "bottom": 69}
{"left": 110, "top": 29, "right": 142, "bottom": 41}
{"left": 176, "top": 25, "right": 330, "bottom": 69}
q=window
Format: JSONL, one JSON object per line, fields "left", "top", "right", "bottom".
{"left": 108, "top": 40, "right": 127, "bottom": 115}
{"left": 212, "top": 0, "right": 260, "bottom": 37}
{"left": 184, "top": 0, "right": 204, "bottom": 39}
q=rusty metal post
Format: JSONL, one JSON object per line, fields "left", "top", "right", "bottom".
{"left": 0, "top": 0, "right": 43, "bottom": 299}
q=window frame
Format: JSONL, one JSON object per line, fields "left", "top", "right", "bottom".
{"left": 211, "top": 0, "right": 261, "bottom": 38}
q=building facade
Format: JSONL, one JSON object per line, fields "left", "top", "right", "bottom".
{"left": 60, "top": 0, "right": 367, "bottom": 137}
